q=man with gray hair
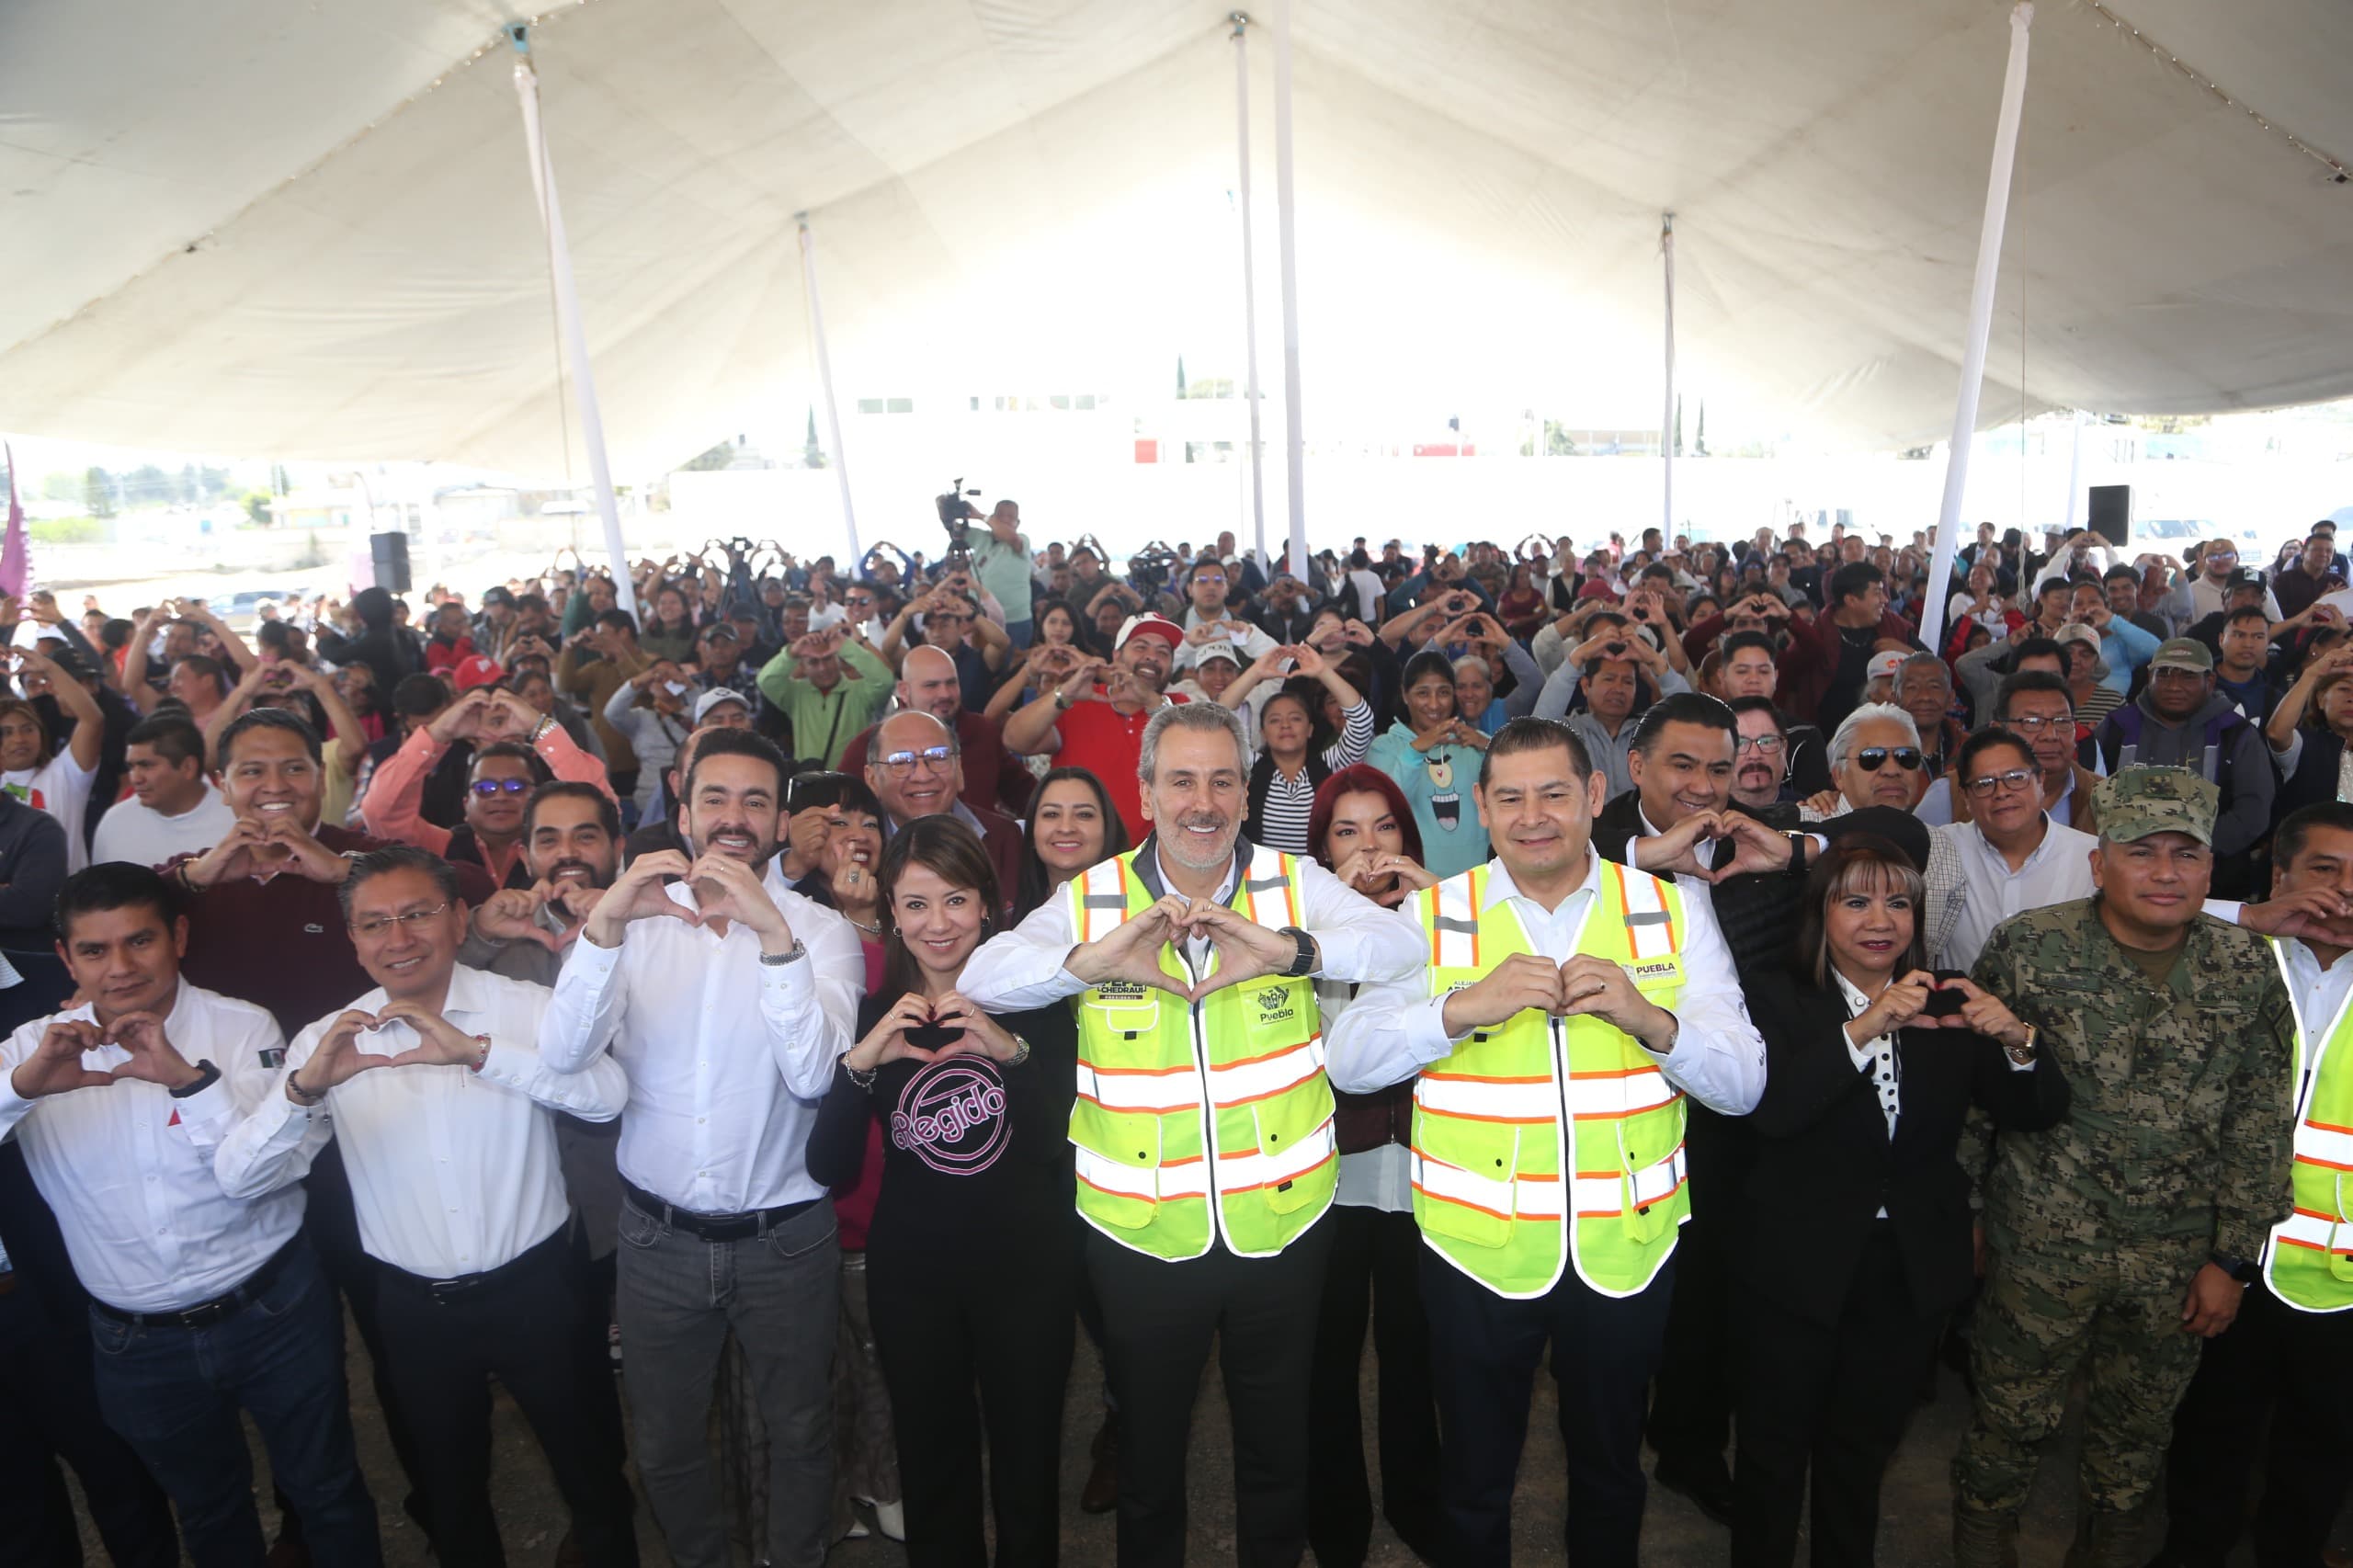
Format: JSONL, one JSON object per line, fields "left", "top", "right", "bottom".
{"left": 960, "top": 699, "right": 1422, "bottom": 1568}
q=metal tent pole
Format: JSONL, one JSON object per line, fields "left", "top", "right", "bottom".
{"left": 1272, "top": 0, "right": 1308, "bottom": 580}
{"left": 1662, "top": 212, "right": 1676, "bottom": 542}
{"left": 1232, "top": 14, "right": 1269, "bottom": 571}
{"left": 797, "top": 215, "right": 863, "bottom": 564}
{"left": 509, "top": 26, "right": 635, "bottom": 616}
{"left": 1921, "top": 2, "right": 2037, "bottom": 646}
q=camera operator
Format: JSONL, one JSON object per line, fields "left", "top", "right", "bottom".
{"left": 966, "top": 500, "right": 1037, "bottom": 649}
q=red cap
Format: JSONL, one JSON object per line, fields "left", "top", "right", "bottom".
{"left": 1116, "top": 613, "right": 1184, "bottom": 651}
{"left": 1576, "top": 578, "right": 1620, "bottom": 602}
{"left": 451, "top": 653, "right": 506, "bottom": 691}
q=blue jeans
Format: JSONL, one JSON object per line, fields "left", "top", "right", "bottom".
{"left": 617, "top": 1195, "right": 839, "bottom": 1568}
{"left": 89, "top": 1238, "right": 381, "bottom": 1568}
{"left": 1006, "top": 618, "right": 1034, "bottom": 650}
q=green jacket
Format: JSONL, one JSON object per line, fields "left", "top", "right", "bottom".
{"left": 755, "top": 638, "right": 892, "bottom": 767}
{"left": 1969, "top": 899, "right": 2293, "bottom": 1261}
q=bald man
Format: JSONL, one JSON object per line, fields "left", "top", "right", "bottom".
{"left": 860, "top": 709, "right": 1024, "bottom": 915}
{"left": 837, "top": 645, "right": 1033, "bottom": 818}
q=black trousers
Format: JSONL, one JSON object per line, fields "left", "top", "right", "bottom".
{"left": 1086, "top": 1218, "right": 1335, "bottom": 1568}
{"left": 1646, "top": 1210, "right": 1736, "bottom": 1478}
{"left": 868, "top": 1212, "right": 1076, "bottom": 1568}
{"left": 1421, "top": 1246, "right": 1676, "bottom": 1568}
{"left": 375, "top": 1229, "right": 638, "bottom": 1568}
{"left": 0, "top": 1262, "right": 177, "bottom": 1568}
{"left": 278, "top": 1141, "right": 423, "bottom": 1546}
{"left": 2161, "top": 1279, "right": 2353, "bottom": 1568}
{"left": 1731, "top": 1226, "right": 1941, "bottom": 1568}
{"left": 1308, "top": 1206, "right": 1443, "bottom": 1567}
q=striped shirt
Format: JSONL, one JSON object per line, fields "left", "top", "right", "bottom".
{"left": 1253, "top": 700, "right": 1376, "bottom": 853}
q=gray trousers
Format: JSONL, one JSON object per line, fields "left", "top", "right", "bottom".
{"left": 616, "top": 1195, "right": 840, "bottom": 1568}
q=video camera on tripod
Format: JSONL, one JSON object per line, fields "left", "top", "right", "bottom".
{"left": 935, "top": 477, "right": 983, "bottom": 567}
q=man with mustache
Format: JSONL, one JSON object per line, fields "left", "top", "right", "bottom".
{"left": 961, "top": 700, "right": 1423, "bottom": 1568}
{"left": 838, "top": 644, "right": 1035, "bottom": 818}
{"left": 1327, "top": 716, "right": 1765, "bottom": 1568}
{"left": 539, "top": 727, "right": 861, "bottom": 1568}
{"left": 462, "top": 781, "right": 629, "bottom": 1333}
{"left": 0, "top": 863, "right": 379, "bottom": 1565}
{"left": 217, "top": 846, "right": 635, "bottom": 1568}
{"left": 1002, "top": 613, "right": 1188, "bottom": 843}
{"left": 362, "top": 685, "right": 615, "bottom": 889}
{"left": 861, "top": 709, "right": 1023, "bottom": 915}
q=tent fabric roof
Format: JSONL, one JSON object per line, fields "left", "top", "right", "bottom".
{"left": 5, "top": 0, "right": 2350, "bottom": 476}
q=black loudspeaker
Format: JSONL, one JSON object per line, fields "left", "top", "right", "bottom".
{"left": 2087, "top": 484, "right": 2131, "bottom": 548}
{"left": 369, "top": 530, "right": 412, "bottom": 592}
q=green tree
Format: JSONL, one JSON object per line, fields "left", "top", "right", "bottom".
{"left": 803, "top": 408, "right": 826, "bottom": 470}
{"left": 1176, "top": 356, "right": 1188, "bottom": 397}
{"left": 83, "top": 466, "right": 115, "bottom": 518}
{"left": 680, "top": 440, "right": 736, "bottom": 472}
{"left": 1673, "top": 396, "right": 1684, "bottom": 459}
{"left": 1543, "top": 421, "right": 1577, "bottom": 457}
{"left": 1695, "top": 401, "right": 1708, "bottom": 458}
{"left": 243, "top": 490, "right": 274, "bottom": 527}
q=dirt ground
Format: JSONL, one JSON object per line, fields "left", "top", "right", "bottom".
{"left": 68, "top": 1311, "right": 2314, "bottom": 1566}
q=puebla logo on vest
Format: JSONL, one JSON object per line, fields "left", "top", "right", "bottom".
{"left": 1254, "top": 983, "right": 1298, "bottom": 1028}
{"left": 1095, "top": 979, "right": 1152, "bottom": 1003}
{"left": 1621, "top": 959, "right": 1682, "bottom": 985}
{"left": 891, "top": 1059, "right": 1011, "bottom": 1176}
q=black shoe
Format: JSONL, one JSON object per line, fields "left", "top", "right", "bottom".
{"left": 1654, "top": 1457, "right": 1736, "bottom": 1528}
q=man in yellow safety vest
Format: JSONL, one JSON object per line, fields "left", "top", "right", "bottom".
{"left": 1327, "top": 715, "right": 1766, "bottom": 1567}
{"left": 961, "top": 699, "right": 1423, "bottom": 1568}
{"left": 2154, "top": 799, "right": 2353, "bottom": 1568}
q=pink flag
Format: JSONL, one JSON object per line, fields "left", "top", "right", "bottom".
{"left": 0, "top": 444, "right": 26, "bottom": 597}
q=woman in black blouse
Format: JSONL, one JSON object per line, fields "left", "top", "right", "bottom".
{"left": 804, "top": 814, "right": 1077, "bottom": 1568}
{"left": 1731, "top": 834, "right": 2067, "bottom": 1568}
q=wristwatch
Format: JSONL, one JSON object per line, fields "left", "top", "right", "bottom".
{"left": 1278, "top": 926, "right": 1320, "bottom": 978}
{"left": 758, "top": 941, "right": 808, "bottom": 967}
{"left": 169, "top": 1060, "right": 222, "bottom": 1098}
{"left": 2211, "top": 1251, "right": 2258, "bottom": 1286}
{"left": 1781, "top": 831, "right": 1809, "bottom": 879}
{"left": 2004, "top": 1023, "right": 2038, "bottom": 1067}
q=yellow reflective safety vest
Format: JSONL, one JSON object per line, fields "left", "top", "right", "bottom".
{"left": 1410, "top": 858, "right": 1689, "bottom": 1301}
{"left": 2263, "top": 938, "right": 2353, "bottom": 1312}
{"left": 1064, "top": 843, "right": 1336, "bottom": 1261}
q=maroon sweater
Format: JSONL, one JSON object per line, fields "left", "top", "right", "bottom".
{"left": 175, "top": 824, "right": 495, "bottom": 1040}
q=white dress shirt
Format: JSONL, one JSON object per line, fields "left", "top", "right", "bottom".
{"left": 1932, "top": 815, "right": 2099, "bottom": 973}
{"left": 2279, "top": 937, "right": 2353, "bottom": 1085}
{"left": 538, "top": 861, "right": 859, "bottom": 1215}
{"left": 0, "top": 980, "right": 296, "bottom": 1313}
{"left": 1326, "top": 857, "right": 1769, "bottom": 1111}
{"left": 957, "top": 842, "right": 1427, "bottom": 1012}
{"left": 215, "top": 965, "right": 626, "bottom": 1279}
{"left": 1324, "top": 850, "right": 1767, "bottom": 1117}
{"left": 1321, "top": 979, "right": 1414, "bottom": 1213}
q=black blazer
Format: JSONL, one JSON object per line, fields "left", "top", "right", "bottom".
{"left": 1738, "top": 967, "right": 2069, "bottom": 1328}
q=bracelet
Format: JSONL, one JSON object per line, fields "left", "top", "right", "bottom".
{"left": 846, "top": 1062, "right": 878, "bottom": 1091}
{"left": 468, "top": 1034, "right": 492, "bottom": 1074}
{"left": 1004, "top": 1036, "right": 1031, "bottom": 1068}
{"left": 758, "top": 941, "right": 808, "bottom": 967}
{"left": 286, "top": 1075, "right": 327, "bottom": 1108}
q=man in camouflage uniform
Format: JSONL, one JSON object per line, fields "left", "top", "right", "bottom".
{"left": 1953, "top": 767, "right": 2295, "bottom": 1568}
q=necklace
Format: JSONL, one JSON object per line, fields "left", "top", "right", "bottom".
{"left": 848, "top": 916, "right": 880, "bottom": 936}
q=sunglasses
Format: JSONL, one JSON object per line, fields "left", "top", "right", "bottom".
{"left": 1854, "top": 746, "right": 1923, "bottom": 773}
{"left": 469, "top": 778, "right": 531, "bottom": 797}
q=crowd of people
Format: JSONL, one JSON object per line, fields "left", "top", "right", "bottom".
{"left": 5, "top": 500, "right": 2353, "bottom": 1568}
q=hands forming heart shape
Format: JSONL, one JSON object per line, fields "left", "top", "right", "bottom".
{"left": 8, "top": 1011, "right": 201, "bottom": 1098}
{"left": 1639, "top": 810, "right": 1794, "bottom": 886}
{"left": 1068, "top": 894, "right": 1299, "bottom": 1006}
{"left": 290, "top": 1002, "right": 486, "bottom": 1097}
{"left": 847, "top": 990, "right": 1020, "bottom": 1071}
{"left": 476, "top": 878, "right": 608, "bottom": 953}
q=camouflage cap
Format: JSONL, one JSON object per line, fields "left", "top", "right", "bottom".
{"left": 2094, "top": 766, "right": 2219, "bottom": 846}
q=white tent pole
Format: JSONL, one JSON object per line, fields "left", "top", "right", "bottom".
{"left": 1272, "top": 0, "right": 1307, "bottom": 581}
{"left": 1921, "top": 1, "right": 2035, "bottom": 647}
{"left": 2062, "top": 406, "right": 2087, "bottom": 535}
{"left": 1661, "top": 212, "right": 1676, "bottom": 543}
{"left": 508, "top": 27, "right": 635, "bottom": 618}
{"left": 796, "top": 215, "right": 862, "bottom": 565}
{"left": 1231, "top": 14, "right": 1268, "bottom": 571}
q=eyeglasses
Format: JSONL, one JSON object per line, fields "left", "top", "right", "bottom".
{"left": 349, "top": 903, "right": 449, "bottom": 938}
{"left": 879, "top": 746, "right": 956, "bottom": 775}
{"left": 2001, "top": 715, "right": 2070, "bottom": 733}
{"left": 1963, "top": 767, "right": 2039, "bottom": 799}
{"left": 469, "top": 778, "right": 530, "bottom": 797}
{"left": 1853, "top": 746, "right": 1923, "bottom": 773}
{"left": 1733, "top": 733, "right": 1786, "bottom": 756}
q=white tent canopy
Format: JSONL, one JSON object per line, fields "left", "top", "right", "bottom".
{"left": 5, "top": 0, "right": 2350, "bottom": 478}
